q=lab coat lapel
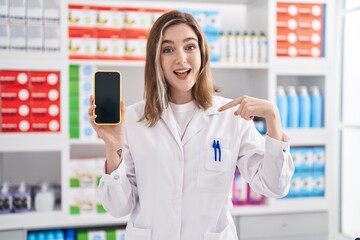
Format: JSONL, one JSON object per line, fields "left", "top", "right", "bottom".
{"left": 160, "top": 106, "right": 183, "bottom": 150}
{"left": 182, "top": 105, "right": 219, "bottom": 145}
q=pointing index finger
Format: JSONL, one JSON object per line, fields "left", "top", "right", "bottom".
{"left": 218, "top": 96, "right": 244, "bottom": 112}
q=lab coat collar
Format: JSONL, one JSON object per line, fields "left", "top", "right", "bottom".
{"left": 161, "top": 97, "right": 222, "bottom": 147}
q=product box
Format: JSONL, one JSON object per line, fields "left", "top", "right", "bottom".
{"left": 79, "top": 77, "right": 97, "bottom": 140}
{"left": 286, "top": 171, "right": 301, "bottom": 198}
{"left": 69, "top": 28, "right": 97, "bottom": 59}
{"left": 232, "top": 170, "right": 248, "bottom": 205}
{"left": 9, "top": 23, "right": 26, "bottom": 52}
{"left": 68, "top": 4, "right": 97, "bottom": 28}
{"left": 312, "top": 171, "right": 325, "bottom": 196}
{"left": 44, "top": 22, "right": 60, "bottom": 52}
{"left": 68, "top": 188, "right": 97, "bottom": 215}
{"left": 0, "top": 23, "right": 10, "bottom": 52}
{"left": 313, "top": 146, "right": 325, "bottom": 172}
{"left": 30, "top": 71, "right": 60, "bottom": 87}
{"left": 0, "top": 71, "right": 30, "bottom": 86}
{"left": 96, "top": 6, "right": 125, "bottom": 29}
{"left": 9, "top": 0, "right": 26, "bottom": 20}
{"left": 205, "top": 10, "right": 221, "bottom": 34}
{"left": 43, "top": 0, "right": 59, "bottom": 21}
{"left": 27, "top": 23, "right": 43, "bottom": 52}
{"left": 27, "top": 0, "right": 43, "bottom": 21}
{"left": 69, "top": 158, "right": 103, "bottom": 188}
{"left": 206, "top": 33, "right": 220, "bottom": 62}
{"left": 151, "top": 9, "right": 169, "bottom": 25}
{"left": 290, "top": 147, "right": 303, "bottom": 172}
{"left": 301, "top": 147, "right": 313, "bottom": 172}
{"left": 299, "top": 171, "right": 312, "bottom": 197}
{"left": 0, "top": 0, "right": 8, "bottom": 19}
{"left": 1, "top": 115, "right": 31, "bottom": 132}
{"left": 124, "top": 30, "right": 147, "bottom": 60}
{"left": 123, "top": 7, "right": 152, "bottom": 31}
{"left": 97, "top": 29, "right": 125, "bottom": 60}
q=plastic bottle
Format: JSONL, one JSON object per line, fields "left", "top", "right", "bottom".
{"left": 0, "top": 182, "right": 13, "bottom": 214}
{"left": 65, "top": 229, "right": 76, "bottom": 240}
{"left": 298, "top": 86, "right": 311, "bottom": 128}
{"left": 286, "top": 86, "right": 299, "bottom": 128}
{"left": 220, "top": 31, "right": 228, "bottom": 62}
{"left": 259, "top": 31, "right": 268, "bottom": 63}
{"left": 250, "top": 31, "right": 259, "bottom": 63}
{"left": 235, "top": 31, "right": 244, "bottom": 63}
{"left": 310, "top": 86, "right": 323, "bottom": 127}
{"left": 35, "top": 183, "right": 55, "bottom": 212}
{"left": 54, "top": 230, "right": 65, "bottom": 240}
{"left": 12, "top": 181, "right": 31, "bottom": 213}
{"left": 277, "top": 86, "right": 288, "bottom": 128}
{"left": 228, "top": 31, "right": 236, "bottom": 63}
{"left": 243, "top": 31, "right": 252, "bottom": 63}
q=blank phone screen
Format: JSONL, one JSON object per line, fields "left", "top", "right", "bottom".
{"left": 94, "top": 71, "right": 121, "bottom": 124}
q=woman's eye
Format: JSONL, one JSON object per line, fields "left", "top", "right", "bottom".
{"left": 185, "top": 44, "right": 197, "bottom": 51}
{"left": 162, "top": 47, "right": 173, "bottom": 53}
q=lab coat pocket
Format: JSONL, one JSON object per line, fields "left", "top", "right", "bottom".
{"left": 126, "top": 221, "right": 152, "bottom": 240}
{"left": 204, "top": 224, "right": 230, "bottom": 240}
{"left": 198, "top": 148, "right": 231, "bottom": 192}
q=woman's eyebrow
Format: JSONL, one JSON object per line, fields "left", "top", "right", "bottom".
{"left": 161, "top": 37, "right": 198, "bottom": 45}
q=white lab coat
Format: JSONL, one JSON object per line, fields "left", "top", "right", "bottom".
{"left": 98, "top": 96, "right": 294, "bottom": 240}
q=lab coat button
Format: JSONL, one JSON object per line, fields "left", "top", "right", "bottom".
{"left": 114, "top": 174, "right": 120, "bottom": 180}
{"left": 282, "top": 147, "right": 287, "bottom": 152}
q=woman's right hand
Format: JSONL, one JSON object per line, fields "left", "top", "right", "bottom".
{"left": 88, "top": 95, "right": 126, "bottom": 151}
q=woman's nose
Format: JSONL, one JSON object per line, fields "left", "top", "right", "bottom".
{"left": 176, "top": 50, "right": 187, "bottom": 64}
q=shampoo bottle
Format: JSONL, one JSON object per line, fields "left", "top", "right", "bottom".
{"left": 310, "top": 86, "right": 323, "bottom": 127}
{"left": 0, "top": 181, "right": 13, "bottom": 214}
{"left": 13, "top": 181, "right": 31, "bottom": 213}
{"left": 277, "top": 85, "right": 288, "bottom": 128}
{"left": 286, "top": 86, "right": 299, "bottom": 128}
{"left": 298, "top": 86, "right": 311, "bottom": 128}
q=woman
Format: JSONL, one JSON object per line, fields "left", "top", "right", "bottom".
{"left": 89, "top": 10, "right": 294, "bottom": 240}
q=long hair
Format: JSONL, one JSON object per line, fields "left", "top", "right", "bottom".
{"left": 141, "top": 10, "right": 220, "bottom": 127}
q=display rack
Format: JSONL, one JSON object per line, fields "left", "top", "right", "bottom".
{"left": 0, "top": 0, "right": 336, "bottom": 239}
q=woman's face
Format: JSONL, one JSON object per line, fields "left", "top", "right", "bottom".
{"left": 160, "top": 23, "right": 201, "bottom": 104}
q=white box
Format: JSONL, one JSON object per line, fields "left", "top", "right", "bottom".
{"left": 10, "top": 22, "right": 26, "bottom": 52}
{"left": 43, "top": 0, "right": 59, "bottom": 21}
{"left": 27, "top": 23, "right": 43, "bottom": 51}
{"left": 0, "top": 22, "right": 9, "bottom": 51}
{"left": 43, "top": 22, "right": 60, "bottom": 52}
{"left": 9, "top": 0, "right": 26, "bottom": 20}
{"left": 27, "top": 0, "right": 43, "bottom": 20}
{"left": 0, "top": 0, "right": 8, "bottom": 19}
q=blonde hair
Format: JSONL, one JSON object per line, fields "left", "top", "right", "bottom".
{"left": 141, "top": 10, "right": 219, "bottom": 127}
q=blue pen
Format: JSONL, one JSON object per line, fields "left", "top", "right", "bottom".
{"left": 216, "top": 140, "right": 221, "bottom": 162}
{"left": 212, "top": 140, "right": 217, "bottom": 161}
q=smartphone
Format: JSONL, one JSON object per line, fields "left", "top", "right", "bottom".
{"left": 94, "top": 71, "right": 122, "bottom": 125}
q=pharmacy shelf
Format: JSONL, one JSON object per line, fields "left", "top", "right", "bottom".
{"left": 285, "top": 128, "right": 328, "bottom": 146}
{"left": 0, "top": 134, "right": 67, "bottom": 152}
{"left": 231, "top": 197, "right": 328, "bottom": 216}
{"left": 0, "top": 211, "right": 129, "bottom": 231}
{"left": 0, "top": 54, "right": 66, "bottom": 70}
{"left": 69, "top": 60, "right": 268, "bottom": 70}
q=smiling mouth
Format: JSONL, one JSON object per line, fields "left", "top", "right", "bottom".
{"left": 174, "top": 69, "right": 191, "bottom": 77}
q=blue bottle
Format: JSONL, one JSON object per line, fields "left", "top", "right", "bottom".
{"left": 298, "top": 86, "right": 311, "bottom": 128}
{"left": 277, "top": 86, "right": 288, "bottom": 128}
{"left": 286, "top": 86, "right": 299, "bottom": 128}
{"left": 310, "top": 86, "right": 323, "bottom": 128}
{"left": 65, "top": 229, "right": 76, "bottom": 240}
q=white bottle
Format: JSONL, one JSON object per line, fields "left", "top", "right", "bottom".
{"left": 243, "top": 31, "right": 252, "bottom": 63}
{"left": 235, "top": 31, "right": 244, "bottom": 63}
{"left": 220, "top": 31, "right": 228, "bottom": 62}
{"left": 250, "top": 31, "right": 259, "bottom": 63}
{"left": 228, "top": 31, "right": 236, "bottom": 63}
{"left": 35, "top": 183, "right": 55, "bottom": 212}
{"left": 259, "top": 31, "right": 268, "bottom": 63}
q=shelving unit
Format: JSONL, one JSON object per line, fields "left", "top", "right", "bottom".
{"left": 0, "top": 0, "right": 336, "bottom": 239}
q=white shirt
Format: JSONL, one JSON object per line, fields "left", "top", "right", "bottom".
{"left": 169, "top": 100, "right": 197, "bottom": 140}
{"left": 97, "top": 96, "right": 294, "bottom": 240}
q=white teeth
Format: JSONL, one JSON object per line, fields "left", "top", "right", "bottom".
{"left": 175, "top": 69, "right": 189, "bottom": 74}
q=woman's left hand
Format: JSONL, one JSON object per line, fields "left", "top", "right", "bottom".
{"left": 217, "top": 95, "right": 278, "bottom": 121}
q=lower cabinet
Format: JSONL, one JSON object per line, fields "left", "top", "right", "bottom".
{"left": 0, "top": 230, "right": 26, "bottom": 240}
{"left": 237, "top": 212, "right": 328, "bottom": 240}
